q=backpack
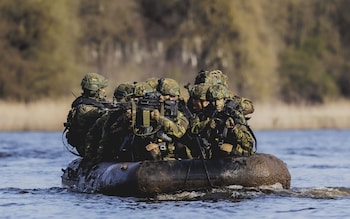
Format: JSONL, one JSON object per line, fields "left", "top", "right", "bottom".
{"left": 231, "top": 96, "right": 254, "bottom": 116}
{"left": 64, "top": 107, "right": 82, "bottom": 149}
{"left": 63, "top": 96, "right": 107, "bottom": 155}
{"left": 194, "top": 70, "right": 228, "bottom": 86}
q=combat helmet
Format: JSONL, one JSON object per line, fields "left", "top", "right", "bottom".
{"left": 206, "top": 84, "right": 228, "bottom": 101}
{"left": 191, "top": 84, "right": 210, "bottom": 100}
{"left": 157, "top": 78, "right": 180, "bottom": 96}
{"left": 145, "top": 77, "right": 159, "bottom": 91}
{"left": 114, "top": 82, "right": 135, "bottom": 101}
{"left": 134, "top": 82, "right": 154, "bottom": 97}
{"left": 81, "top": 73, "right": 108, "bottom": 92}
{"left": 194, "top": 69, "right": 228, "bottom": 86}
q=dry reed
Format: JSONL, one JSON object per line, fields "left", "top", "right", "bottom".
{"left": 1, "top": 99, "right": 350, "bottom": 131}
{"left": 249, "top": 101, "right": 350, "bottom": 130}
{"left": 0, "top": 99, "right": 71, "bottom": 131}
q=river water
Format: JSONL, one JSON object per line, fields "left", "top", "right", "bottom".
{"left": 0, "top": 130, "right": 349, "bottom": 219}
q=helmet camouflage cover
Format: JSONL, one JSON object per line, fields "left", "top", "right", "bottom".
{"left": 194, "top": 69, "right": 228, "bottom": 86}
{"left": 191, "top": 84, "right": 210, "bottom": 100}
{"left": 145, "top": 77, "right": 159, "bottom": 91}
{"left": 157, "top": 78, "right": 180, "bottom": 96}
{"left": 114, "top": 82, "right": 135, "bottom": 100}
{"left": 81, "top": 72, "right": 108, "bottom": 91}
{"left": 206, "top": 84, "right": 228, "bottom": 101}
{"left": 134, "top": 82, "right": 154, "bottom": 97}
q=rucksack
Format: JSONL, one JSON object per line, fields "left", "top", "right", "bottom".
{"left": 64, "top": 107, "right": 82, "bottom": 149}
{"left": 63, "top": 96, "right": 107, "bottom": 155}
{"left": 194, "top": 70, "right": 228, "bottom": 86}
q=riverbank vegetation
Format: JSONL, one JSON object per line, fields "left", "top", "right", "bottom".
{"left": 1, "top": 99, "right": 350, "bottom": 131}
{"left": 1, "top": 0, "right": 350, "bottom": 102}
{"left": 1, "top": 0, "right": 350, "bottom": 130}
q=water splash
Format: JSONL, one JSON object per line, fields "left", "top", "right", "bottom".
{"left": 153, "top": 186, "right": 350, "bottom": 201}
{"left": 284, "top": 187, "right": 350, "bottom": 199}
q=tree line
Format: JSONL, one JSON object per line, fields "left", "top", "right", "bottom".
{"left": 0, "top": 0, "right": 350, "bottom": 104}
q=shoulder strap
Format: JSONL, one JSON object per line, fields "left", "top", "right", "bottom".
{"left": 71, "top": 96, "right": 105, "bottom": 109}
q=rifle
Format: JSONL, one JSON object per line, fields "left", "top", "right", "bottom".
{"left": 177, "top": 95, "right": 214, "bottom": 188}
{"left": 137, "top": 92, "right": 178, "bottom": 119}
{"left": 108, "top": 101, "right": 132, "bottom": 112}
{"left": 137, "top": 92, "right": 161, "bottom": 109}
{"left": 178, "top": 98, "right": 195, "bottom": 122}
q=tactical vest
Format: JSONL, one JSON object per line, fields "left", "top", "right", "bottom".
{"left": 64, "top": 96, "right": 107, "bottom": 155}
{"left": 131, "top": 97, "right": 180, "bottom": 161}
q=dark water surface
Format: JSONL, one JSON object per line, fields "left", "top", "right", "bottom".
{"left": 1, "top": 130, "right": 349, "bottom": 219}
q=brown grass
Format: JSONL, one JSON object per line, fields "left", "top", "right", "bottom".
{"left": 0, "top": 99, "right": 71, "bottom": 131}
{"left": 1, "top": 99, "right": 350, "bottom": 131}
{"left": 249, "top": 100, "right": 350, "bottom": 130}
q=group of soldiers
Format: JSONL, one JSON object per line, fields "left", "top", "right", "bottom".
{"left": 63, "top": 70, "right": 256, "bottom": 164}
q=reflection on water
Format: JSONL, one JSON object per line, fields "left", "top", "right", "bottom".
{"left": 0, "top": 130, "right": 350, "bottom": 219}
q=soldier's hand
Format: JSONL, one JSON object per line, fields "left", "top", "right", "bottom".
{"left": 210, "top": 118, "right": 217, "bottom": 129}
{"left": 151, "top": 109, "right": 160, "bottom": 121}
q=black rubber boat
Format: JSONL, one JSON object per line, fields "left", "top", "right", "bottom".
{"left": 61, "top": 153, "right": 291, "bottom": 197}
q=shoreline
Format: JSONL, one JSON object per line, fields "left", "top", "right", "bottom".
{"left": 1, "top": 99, "right": 350, "bottom": 131}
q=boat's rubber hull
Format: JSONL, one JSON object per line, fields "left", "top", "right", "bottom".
{"left": 61, "top": 153, "right": 291, "bottom": 196}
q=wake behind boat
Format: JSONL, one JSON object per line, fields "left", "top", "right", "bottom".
{"left": 61, "top": 153, "right": 291, "bottom": 197}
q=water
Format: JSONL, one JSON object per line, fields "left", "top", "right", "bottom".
{"left": 1, "top": 130, "right": 350, "bottom": 219}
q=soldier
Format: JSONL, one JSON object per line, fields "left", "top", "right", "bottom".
{"left": 84, "top": 82, "right": 135, "bottom": 161}
{"left": 64, "top": 72, "right": 110, "bottom": 157}
{"left": 198, "top": 69, "right": 255, "bottom": 119}
{"left": 94, "top": 81, "right": 157, "bottom": 162}
{"left": 178, "top": 83, "right": 211, "bottom": 158}
{"left": 134, "top": 78, "right": 190, "bottom": 161}
{"left": 192, "top": 84, "right": 256, "bottom": 158}
{"left": 156, "top": 78, "right": 191, "bottom": 160}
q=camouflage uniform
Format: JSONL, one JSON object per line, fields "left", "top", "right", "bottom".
{"left": 179, "top": 83, "right": 211, "bottom": 158}
{"left": 89, "top": 82, "right": 143, "bottom": 162}
{"left": 64, "top": 73, "right": 110, "bottom": 157}
{"left": 191, "top": 84, "right": 256, "bottom": 158}
{"left": 84, "top": 83, "right": 134, "bottom": 161}
{"left": 183, "top": 70, "right": 229, "bottom": 158}
{"left": 131, "top": 78, "right": 190, "bottom": 161}
{"left": 230, "top": 95, "right": 255, "bottom": 117}
{"left": 92, "top": 81, "right": 160, "bottom": 162}
{"left": 95, "top": 108, "right": 132, "bottom": 162}
{"left": 84, "top": 112, "right": 109, "bottom": 160}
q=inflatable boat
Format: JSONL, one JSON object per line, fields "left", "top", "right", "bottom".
{"left": 61, "top": 153, "right": 291, "bottom": 197}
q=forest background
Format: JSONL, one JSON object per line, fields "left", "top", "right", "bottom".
{"left": 1, "top": 0, "right": 350, "bottom": 131}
